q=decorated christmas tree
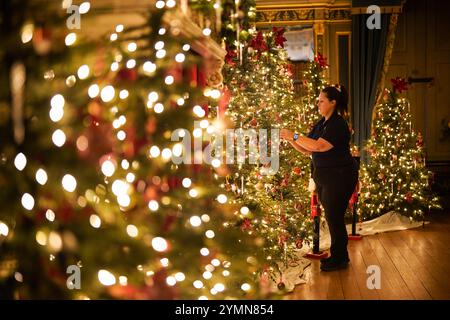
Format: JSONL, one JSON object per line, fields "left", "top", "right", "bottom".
{"left": 358, "top": 78, "right": 440, "bottom": 220}
{"left": 0, "top": 0, "right": 265, "bottom": 299}
{"left": 220, "top": 3, "right": 328, "bottom": 285}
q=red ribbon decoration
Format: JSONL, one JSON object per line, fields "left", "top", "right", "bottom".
{"left": 273, "top": 27, "right": 287, "bottom": 48}
{"left": 390, "top": 77, "right": 409, "bottom": 93}
{"left": 314, "top": 53, "right": 329, "bottom": 68}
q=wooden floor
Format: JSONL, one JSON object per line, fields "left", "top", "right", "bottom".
{"left": 286, "top": 212, "right": 450, "bottom": 300}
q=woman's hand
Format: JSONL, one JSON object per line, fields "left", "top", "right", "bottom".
{"left": 280, "top": 129, "right": 294, "bottom": 141}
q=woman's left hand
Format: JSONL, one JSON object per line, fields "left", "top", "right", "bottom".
{"left": 280, "top": 129, "right": 294, "bottom": 141}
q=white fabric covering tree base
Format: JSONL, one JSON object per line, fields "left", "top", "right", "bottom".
{"left": 268, "top": 211, "right": 428, "bottom": 293}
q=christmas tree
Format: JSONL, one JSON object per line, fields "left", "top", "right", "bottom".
{"left": 358, "top": 78, "right": 440, "bottom": 220}
{"left": 0, "top": 0, "right": 265, "bottom": 299}
{"left": 220, "top": 10, "right": 328, "bottom": 283}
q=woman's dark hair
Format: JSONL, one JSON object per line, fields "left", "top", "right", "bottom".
{"left": 321, "top": 85, "right": 349, "bottom": 116}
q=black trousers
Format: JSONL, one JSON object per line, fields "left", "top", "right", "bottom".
{"left": 313, "top": 160, "right": 359, "bottom": 261}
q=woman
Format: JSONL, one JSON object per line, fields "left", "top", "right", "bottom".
{"left": 280, "top": 85, "right": 358, "bottom": 272}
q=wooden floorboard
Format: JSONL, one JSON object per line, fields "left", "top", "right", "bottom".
{"left": 288, "top": 212, "right": 450, "bottom": 300}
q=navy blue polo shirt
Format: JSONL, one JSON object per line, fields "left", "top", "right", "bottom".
{"left": 307, "top": 110, "right": 353, "bottom": 168}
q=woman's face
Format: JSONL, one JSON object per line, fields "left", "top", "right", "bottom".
{"left": 317, "top": 92, "right": 336, "bottom": 116}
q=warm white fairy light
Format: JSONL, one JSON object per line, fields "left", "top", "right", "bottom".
{"left": 175, "top": 272, "right": 185, "bottom": 282}
{"left": 165, "top": 75, "right": 174, "bottom": 85}
{"left": 166, "top": 0, "right": 176, "bottom": 8}
{"left": 202, "top": 28, "right": 212, "bottom": 36}
{"left": 21, "top": 23, "right": 34, "bottom": 43}
{"left": 65, "top": 75, "right": 76, "bottom": 87}
{"left": 193, "top": 105, "right": 206, "bottom": 117}
{"left": 161, "top": 148, "right": 172, "bottom": 160}
{"left": 182, "top": 44, "right": 190, "bottom": 51}
{"left": 182, "top": 178, "right": 191, "bottom": 188}
{"left": 189, "top": 188, "right": 198, "bottom": 198}
{"left": 49, "top": 106, "right": 64, "bottom": 122}
{"left": 126, "top": 172, "right": 135, "bottom": 183}
{"left": 211, "top": 259, "right": 220, "bottom": 267}
{"left": 65, "top": 33, "right": 77, "bottom": 46}
{"left": 110, "top": 33, "right": 118, "bottom": 41}
{"left": 116, "top": 194, "right": 130, "bottom": 208}
{"left": 119, "top": 90, "right": 129, "bottom": 100}
{"left": 14, "top": 153, "right": 27, "bottom": 171}
{"left": 76, "top": 135, "right": 88, "bottom": 152}
{"left": 52, "top": 129, "right": 66, "bottom": 147}
{"left": 89, "top": 214, "right": 101, "bottom": 228}
{"left": 166, "top": 276, "right": 176, "bottom": 286}
{"left": 202, "top": 271, "right": 212, "bottom": 280}
{"left": 176, "top": 98, "right": 185, "bottom": 106}
{"left": 98, "top": 270, "right": 116, "bottom": 286}
{"left": 158, "top": 28, "right": 166, "bottom": 35}
{"left": 36, "top": 231, "right": 47, "bottom": 246}
{"left": 217, "top": 194, "right": 227, "bottom": 204}
{"left": 193, "top": 280, "right": 204, "bottom": 289}
{"left": 49, "top": 232, "right": 63, "bottom": 251}
{"left": 148, "top": 200, "right": 159, "bottom": 211}
{"left": 160, "top": 258, "right": 169, "bottom": 267}
{"left": 126, "top": 224, "right": 138, "bottom": 238}
{"left": 211, "top": 159, "right": 221, "bottom": 168}
{"left": 201, "top": 214, "right": 210, "bottom": 222}
{"left": 110, "top": 62, "right": 119, "bottom": 71}
{"left": 214, "top": 283, "right": 225, "bottom": 292}
{"left": 172, "top": 143, "right": 183, "bottom": 157}
{"left": 117, "top": 130, "right": 126, "bottom": 141}
{"left": 100, "top": 85, "right": 115, "bottom": 102}
{"left": 45, "top": 209, "right": 55, "bottom": 222}
{"left": 241, "top": 283, "right": 251, "bottom": 291}
{"left": 149, "top": 146, "right": 161, "bottom": 158}
{"left": 127, "top": 42, "right": 137, "bottom": 52}
{"left": 119, "top": 276, "right": 127, "bottom": 286}
{"left": 112, "top": 179, "right": 130, "bottom": 196}
{"left": 77, "top": 65, "right": 90, "bottom": 79}
{"left": 189, "top": 216, "right": 202, "bottom": 227}
{"left": 0, "top": 222, "right": 9, "bottom": 237}
{"left": 175, "top": 53, "right": 185, "bottom": 63}
{"left": 143, "top": 61, "right": 156, "bottom": 74}
{"left": 193, "top": 128, "right": 202, "bottom": 138}
{"left": 155, "top": 0, "right": 165, "bottom": 9}
{"left": 51, "top": 94, "right": 65, "bottom": 109}
{"left": 88, "top": 84, "right": 100, "bottom": 98}
{"left": 210, "top": 89, "right": 221, "bottom": 99}
{"left": 148, "top": 91, "right": 159, "bottom": 103}
{"left": 156, "top": 50, "right": 166, "bottom": 59}
{"left": 223, "top": 270, "right": 230, "bottom": 277}
{"left": 121, "top": 159, "right": 130, "bottom": 170}
{"left": 240, "top": 206, "right": 249, "bottom": 215}
{"left": 35, "top": 168, "right": 48, "bottom": 185}
{"left": 21, "top": 193, "right": 35, "bottom": 211}
{"left": 126, "top": 59, "right": 136, "bottom": 69}
{"left": 101, "top": 160, "right": 116, "bottom": 177}
{"left": 205, "top": 230, "right": 215, "bottom": 238}
{"left": 79, "top": 2, "right": 90, "bottom": 14}
{"left": 62, "top": 174, "right": 77, "bottom": 192}
{"left": 154, "top": 103, "right": 164, "bottom": 114}
{"left": 152, "top": 237, "right": 168, "bottom": 252}
{"left": 115, "top": 24, "right": 124, "bottom": 33}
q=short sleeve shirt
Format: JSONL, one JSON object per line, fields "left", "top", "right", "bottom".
{"left": 307, "top": 110, "right": 353, "bottom": 168}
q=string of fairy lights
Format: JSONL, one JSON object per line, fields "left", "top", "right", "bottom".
{"left": 221, "top": 27, "right": 327, "bottom": 283}
{"left": 2, "top": 0, "right": 262, "bottom": 299}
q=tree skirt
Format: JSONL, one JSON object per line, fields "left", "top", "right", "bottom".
{"left": 269, "top": 211, "right": 428, "bottom": 293}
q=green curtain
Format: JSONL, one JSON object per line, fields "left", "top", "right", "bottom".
{"left": 351, "top": 13, "right": 391, "bottom": 162}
